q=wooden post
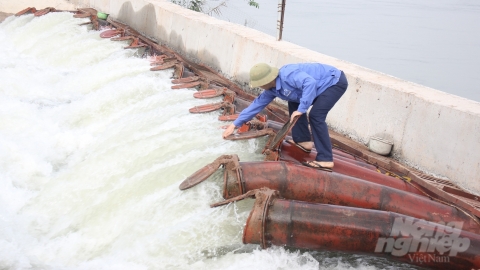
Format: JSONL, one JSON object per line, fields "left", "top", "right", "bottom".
{"left": 276, "top": 0, "right": 286, "bottom": 41}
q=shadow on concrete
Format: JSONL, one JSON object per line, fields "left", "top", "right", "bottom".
{"left": 117, "top": 2, "right": 225, "bottom": 77}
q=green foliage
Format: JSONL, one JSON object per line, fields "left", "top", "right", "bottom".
{"left": 170, "top": 0, "right": 259, "bottom": 13}
{"left": 190, "top": 0, "right": 204, "bottom": 12}
{"left": 171, "top": 0, "right": 204, "bottom": 12}
{"left": 247, "top": 0, "right": 259, "bottom": 8}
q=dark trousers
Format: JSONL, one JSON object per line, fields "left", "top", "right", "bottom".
{"left": 288, "top": 71, "right": 348, "bottom": 161}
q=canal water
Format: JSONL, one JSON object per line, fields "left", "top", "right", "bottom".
{"left": 212, "top": 0, "right": 480, "bottom": 102}
{"left": 0, "top": 13, "right": 419, "bottom": 269}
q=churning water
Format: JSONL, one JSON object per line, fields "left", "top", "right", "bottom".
{"left": 0, "top": 13, "right": 418, "bottom": 269}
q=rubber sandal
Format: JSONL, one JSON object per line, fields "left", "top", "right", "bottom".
{"left": 302, "top": 161, "right": 333, "bottom": 172}
{"left": 286, "top": 140, "right": 312, "bottom": 153}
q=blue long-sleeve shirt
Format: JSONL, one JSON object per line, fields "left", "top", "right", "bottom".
{"left": 233, "top": 63, "right": 341, "bottom": 127}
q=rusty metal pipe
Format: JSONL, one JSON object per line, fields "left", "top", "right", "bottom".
{"left": 267, "top": 120, "right": 358, "bottom": 161}
{"left": 283, "top": 135, "right": 362, "bottom": 161}
{"left": 15, "top": 7, "right": 37, "bottom": 16}
{"left": 243, "top": 193, "right": 480, "bottom": 269}
{"left": 100, "top": 29, "right": 124, "bottom": 38}
{"left": 223, "top": 162, "right": 480, "bottom": 234}
{"left": 218, "top": 114, "right": 239, "bottom": 121}
{"left": 171, "top": 76, "right": 199, "bottom": 84}
{"left": 333, "top": 150, "right": 377, "bottom": 171}
{"left": 150, "top": 61, "right": 177, "bottom": 71}
{"left": 332, "top": 148, "right": 356, "bottom": 159}
{"left": 193, "top": 88, "right": 225, "bottom": 99}
{"left": 279, "top": 142, "right": 425, "bottom": 195}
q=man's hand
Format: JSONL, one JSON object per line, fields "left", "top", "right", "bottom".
{"left": 290, "top": 111, "right": 303, "bottom": 123}
{"left": 222, "top": 124, "right": 236, "bottom": 139}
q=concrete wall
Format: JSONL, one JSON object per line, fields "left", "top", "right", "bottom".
{"left": 3, "top": 0, "right": 479, "bottom": 192}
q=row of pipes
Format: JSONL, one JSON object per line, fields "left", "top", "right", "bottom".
{"left": 15, "top": 7, "right": 480, "bottom": 269}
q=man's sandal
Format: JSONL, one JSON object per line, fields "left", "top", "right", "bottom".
{"left": 302, "top": 161, "right": 333, "bottom": 172}
{"left": 286, "top": 139, "right": 312, "bottom": 153}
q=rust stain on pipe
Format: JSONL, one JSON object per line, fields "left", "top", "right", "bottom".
{"left": 243, "top": 191, "right": 480, "bottom": 269}
{"left": 222, "top": 161, "right": 480, "bottom": 234}
{"left": 279, "top": 142, "right": 425, "bottom": 196}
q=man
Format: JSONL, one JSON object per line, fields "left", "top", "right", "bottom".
{"left": 222, "top": 62, "right": 348, "bottom": 171}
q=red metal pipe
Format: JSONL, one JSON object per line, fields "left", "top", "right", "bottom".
{"left": 278, "top": 142, "right": 427, "bottom": 196}
{"left": 332, "top": 148, "right": 356, "bottom": 160}
{"left": 243, "top": 193, "right": 480, "bottom": 270}
{"left": 267, "top": 120, "right": 361, "bottom": 161}
{"left": 193, "top": 88, "right": 225, "bottom": 99}
{"left": 100, "top": 29, "right": 124, "bottom": 38}
{"left": 283, "top": 139, "right": 366, "bottom": 168}
{"left": 334, "top": 150, "right": 377, "bottom": 170}
{"left": 283, "top": 137, "right": 372, "bottom": 167}
{"left": 189, "top": 102, "right": 229, "bottom": 113}
{"left": 34, "top": 7, "right": 56, "bottom": 17}
{"left": 222, "top": 162, "right": 480, "bottom": 234}
{"left": 15, "top": 7, "right": 37, "bottom": 16}
{"left": 150, "top": 61, "right": 177, "bottom": 72}
{"left": 282, "top": 134, "right": 357, "bottom": 160}
{"left": 219, "top": 114, "right": 239, "bottom": 121}
{"left": 171, "top": 76, "right": 199, "bottom": 84}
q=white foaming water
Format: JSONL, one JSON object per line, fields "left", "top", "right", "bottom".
{"left": 0, "top": 13, "right": 416, "bottom": 270}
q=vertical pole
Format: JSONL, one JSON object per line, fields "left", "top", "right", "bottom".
{"left": 277, "top": 0, "right": 286, "bottom": 41}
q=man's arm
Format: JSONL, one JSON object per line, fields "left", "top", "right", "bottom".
{"left": 232, "top": 90, "right": 276, "bottom": 127}
{"left": 222, "top": 90, "right": 276, "bottom": 138}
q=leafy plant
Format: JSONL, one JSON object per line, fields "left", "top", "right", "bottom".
{"left": 171, "top": 0, "right": 204, "bottom": 12}
{"left": 247, "top": 0, "right": 259, "bottom": 8}
{"left": 171, "top": 0, "right": 259, "bottom": 14}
